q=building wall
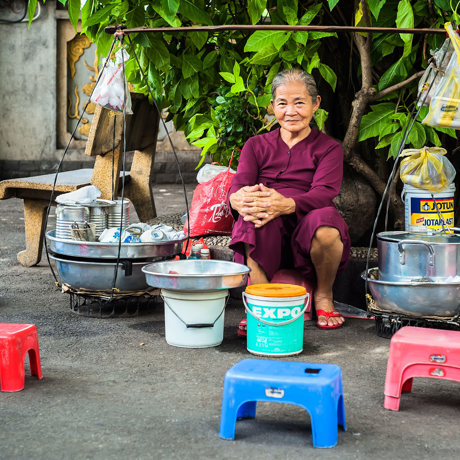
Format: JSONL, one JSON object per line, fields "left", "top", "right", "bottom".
{"left": 0, "top": 1, "right": 202, "bottom": 183}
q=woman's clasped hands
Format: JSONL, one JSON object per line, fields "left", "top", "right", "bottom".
{"left": 229, "top": 183, "right": 296, "bottom": 228}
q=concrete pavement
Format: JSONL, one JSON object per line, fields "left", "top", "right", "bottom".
{"left": 1, "top": 184, "right": 459, "bottom": 460}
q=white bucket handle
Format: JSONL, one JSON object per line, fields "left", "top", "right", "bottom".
{"left": 242, "top": 292, "right": 310, "bottom": 327}
{"left": 161, "top": 293, "right": 229, "bottom": 328}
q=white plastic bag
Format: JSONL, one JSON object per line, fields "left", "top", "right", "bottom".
{"left": 417, "top": 38, "right": 454, "bottom": 106}
{"left": 91, "top": 48, "right": 133, "bottom": 114}
{"left": 196, "top": 163, "right": 236, "bottom": 184}
{"left": 422, "top": 22, "right": 460, "bottom": 128}
{"left": 55, "top": 185, "right": 101, "bottom": 205}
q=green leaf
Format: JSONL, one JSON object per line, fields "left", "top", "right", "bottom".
{"left": 189, "top": 32, "right": 208, "bottom": 51}
{"left": 408, "top": 122, "right": 426, "bottom": 148}
{"left": 182, "top": 55, "right": 202, "bottom": 79}
{"left": 326, "top": 0, "right": 340, "bottom": 11}
{"left": 390, "top": 131, "right": 406, "bottom": 158}
{"left": 396, "top": 0, "right": 414, "bottom": 44}
{"left": 248, "top": 0, "right": 267, "bottom": 24}
{"left": 378, "top": 58, "right": 407, "bottom": 91}
{"left": 233, "top": 61, "right": 241, "bottom": 79}
{"left": 178, "top": 1, "right": 213, "bottom": 25}
{"left": 379, "top": 122, "right": 399, "bottom": 139}
{"left": 152, "top": 0, "right": 180, "bottom": 27}
{"left": 375, "top": 133, "right": 394, "bottom": 150}
{"left": 67, "top": 0, "right": 81, "bottom": 31}
{"left": 318, "top": 63, "right": 337, "bottom": 91}
{"left": 231, "top": 76, "right": 246, "bottom": 93}
{"left": 306, "top": 53, "right": 320, "bottom": 73}
{"left": 314, "top": 108, "right": 328, "bottom": 130}
{"left": 309, "top": 32, "right": 337, "bottom": 40}
{"left": 368, "top": 0, "right": 386, "bottom": 20}
{"left": 358, "top": 103, "right": 396, "bottom": 141}
{"left": 82, "top": 5, "right": 114, "bottom": 29}
{"left": 249, "top": 44, "right": 279, "bottom": 65}
{"left": 216, "top": 96, "right": 226, "bottom": 104}
{"left": 299, "top": 3, "right": 322, "bottom": 25}
{"left": 245, "top": 31, "right": 288, "bottom": 52}
{"left": 203, "top": 50, "right": 218, "bottom": 69}
{"left": 256, "top": 93, "right": 272, "bottom": 107}
{"left": 220, "top": 72, "right": 236, "bottom": 84}
{"left": 27, "top": 0, "right": 37, "bottom": 27}
{"left": 148, "top": 64, "right": 163, "bottom": 96}
{"left": 145, "top": 37, "right": 170, "bottom": 70}
{"left": 293, "top": 31, "right": 308, "bottom": 46}
{"left": 424, "top": 126, "right": 442, "bottom": 146}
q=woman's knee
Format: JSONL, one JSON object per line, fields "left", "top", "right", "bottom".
{"left": 312, "top": 226, "right": 342, "bottom": 249}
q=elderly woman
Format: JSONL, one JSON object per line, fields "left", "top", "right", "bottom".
{"left": 228, "top": 69, "right": 350, "bottom": 329}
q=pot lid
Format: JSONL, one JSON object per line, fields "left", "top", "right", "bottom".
{"left": 377, "top": 231, "right": 460, "bottom": 244}
{"left": 245, "top": 283, "right": 306, "bottom": 297}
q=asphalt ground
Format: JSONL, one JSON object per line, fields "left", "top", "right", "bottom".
{"left": 1, "top": 184, "right": 459, "bottom": 460}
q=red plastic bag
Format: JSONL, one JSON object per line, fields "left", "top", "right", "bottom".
{"left": 183, "top": 154, "right": 237, "bottom": 237}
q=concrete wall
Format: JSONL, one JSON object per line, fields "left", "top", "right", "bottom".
{"left": 0, "top": 1, "right": 202, "bottom": 183}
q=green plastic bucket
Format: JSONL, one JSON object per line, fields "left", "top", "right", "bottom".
{"left": 243, "top": 283, "right": 309, "bottom": 357}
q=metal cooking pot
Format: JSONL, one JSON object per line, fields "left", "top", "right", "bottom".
{"left": 377, "top": 231, "right": 460, "bottom": 282}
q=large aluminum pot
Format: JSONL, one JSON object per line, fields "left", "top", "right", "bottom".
{"left": 362, "top": 268, "right": 460, "bottom": 318}
{"left": 377, "top": 231, "right": 460, "bottom": 282}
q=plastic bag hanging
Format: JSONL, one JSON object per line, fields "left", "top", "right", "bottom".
{"left": 399, "top": 147, "right": 456, "bottom": 192}
{"left": 91, "top": 48, "right": 133, "bottom": 114}
{"left": 417, "top": 37, "right": 454, "bottom": 106}
{"left": 422, "top": 22, "right": 460, "bottom": 128}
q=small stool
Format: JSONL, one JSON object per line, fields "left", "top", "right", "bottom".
{"left": 219, "top": 359, "right": 346, "bottom": 448}
{"left": 271, "top": 269, "right": 314, "bottom": 320}
{"left": 384, "top": 326, "right": 460, "bottom": 411}
{"left": 0, "top": 323, "right": 43, "bottom": 392}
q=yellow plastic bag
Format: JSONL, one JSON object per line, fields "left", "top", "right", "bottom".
{"left": 423, "top": 22, "right": 460, "bottom": 129}
{"left": 399, "top": 147, "right": 456, "bottom": 192}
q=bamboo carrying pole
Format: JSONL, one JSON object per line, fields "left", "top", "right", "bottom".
{"left": 105, "top": 24, "right": 446, "bottom": 35}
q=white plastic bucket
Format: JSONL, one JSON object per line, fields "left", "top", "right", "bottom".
{"left": 161, "top": 289, "right": 229, "bottom": 348}
{"left": 402, "top": 184, "right": 455, "bottom": 233}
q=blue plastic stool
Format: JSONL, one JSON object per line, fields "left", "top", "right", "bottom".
{"left": 219, "top": 359, "right": 346, "bottom": 448}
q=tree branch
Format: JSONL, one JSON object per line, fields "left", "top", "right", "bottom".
{"left": 371, "top": 70, "right": 425, "bottom": 101}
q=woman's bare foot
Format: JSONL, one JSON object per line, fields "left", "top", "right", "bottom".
{"left": 315, "top": 295, "right": 344, "bottom": 328}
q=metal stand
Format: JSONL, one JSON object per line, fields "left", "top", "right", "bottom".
{"left": 68, "top": 291, "right": 160, "bottom": 318}
{"left": 374, "top": 312, "right": 460, "bottom": 339}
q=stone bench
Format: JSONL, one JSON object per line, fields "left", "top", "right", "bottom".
{"left": 0, "top": 94, "right": 160, "bottom": 267}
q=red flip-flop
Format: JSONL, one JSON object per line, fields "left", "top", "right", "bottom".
{"left": 237, "top": 318, "right": 247, "bottom": 337}
{"left": 316, "top": 309, "right": 344, "bottom": 330}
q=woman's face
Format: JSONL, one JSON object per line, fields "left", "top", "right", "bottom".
{"left": 271, "top": 80, "right": 320, "bottom": 137}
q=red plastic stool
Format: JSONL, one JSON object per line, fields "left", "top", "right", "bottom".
{"left": 384, "top": 326, "right": 460, "bottom": 411}
{"left": 0, "top": 323, "right": 43, "bottom": 392}
{"left": 271, "top": 269, "right": 314, "bottom": 320}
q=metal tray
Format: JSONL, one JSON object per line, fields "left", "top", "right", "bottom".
{"left": 49, "top": 254, "right": 151, "bottom": 292}
{"left": 142, "top": 259, "right": 251, "bottom": 291}
{"left": 46, "top": 230, "right": 185, "bottom": 260}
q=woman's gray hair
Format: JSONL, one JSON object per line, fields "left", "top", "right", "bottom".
{"left": 271, "top": 69, "right": 318, "bottom": 100}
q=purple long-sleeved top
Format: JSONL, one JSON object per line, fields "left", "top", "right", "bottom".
{"left": 228, "top": 128, "right": 343, "bottom": 216}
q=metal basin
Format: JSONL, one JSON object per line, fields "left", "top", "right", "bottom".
{"left": 362, "top": 267, "right": 460, "bottom": 318}
{"left": 142, "top": 260, "right": 250, "bottom": 291}
{"left": 46, "top": 230, "right": 185, "bottom": 260}
{"left": 50, "top": 254, "right": 152, "bottom": 292}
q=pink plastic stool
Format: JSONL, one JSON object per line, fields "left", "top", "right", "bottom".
{"left": 384, "top": 326, "right": 460, "bottom": 411}
{"left": 271, "top": 269, "right": 314, "bottom": 321}
{"left": 0, "top": 323, "right": 43, "bottom": 392}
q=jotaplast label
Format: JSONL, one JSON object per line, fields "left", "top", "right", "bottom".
{"left": 403, "top": 184, "right": 455, "bottom": 233}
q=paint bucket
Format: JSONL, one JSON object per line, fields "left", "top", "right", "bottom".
{"left": 243, "top": 284, "right": 309, "bottom": 357}
{"left": 161, "top": 289, "right": 229, "bottom": 348}
{"left": 402, "top": 184, "right": 455, "bottom": 233}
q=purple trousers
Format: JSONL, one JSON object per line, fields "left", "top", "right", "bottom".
{"left": 230, "top": 206, "right": 351, "bottom": 281}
